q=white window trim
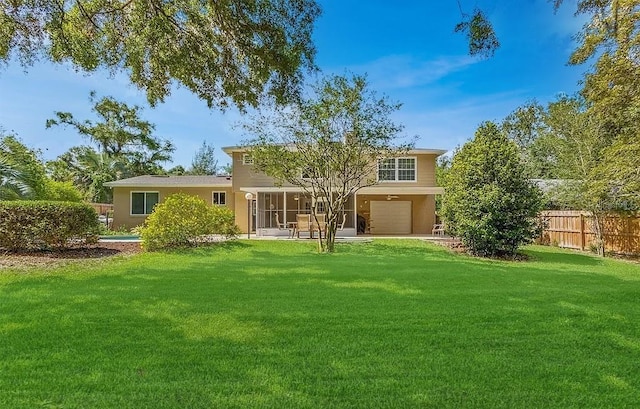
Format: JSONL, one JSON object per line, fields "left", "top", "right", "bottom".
{"left": 242, "top": 154, "right": 253, "bottom": 165}
{"left": 130, "top": 191, "right": 159, "bottom": 216}
{"left": 377, "top": 157, "right": 417, "bottom": 183}
{"left": 212, "top": 191, "right": 227, "bottom": 206}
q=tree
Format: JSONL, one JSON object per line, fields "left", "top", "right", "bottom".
{"left": 0, "top": 143, "right": 30, "bottom": 200}
{"left": 188, "top": 141, "right": 218, "bottom": 175}
{"left": 454, "top": 6, "right": 500, "bottom": 58}
{"left": 562, "top": 1, "right": 640, "bottom": 209}
{"left": 1, "top": 0, "right": 320, "bottom": 110}
{"left": 441, "top": 122, "right": 543, "bottom": 257}
{"left": 500, "top": 101, "right": 560, "bottom": 179}
{"left": 47, "top": 146, "right": 128, "bottom": 202}
{"left": 47, "top": 92, "right": 174, "bottom": 162}
{"left": 543, "top": 96, "right": 623, "bottom": 256}
{"left": 245, "top": 74, "right": 412, "bottom": 253}
{"left": 0, "top": 133, "right": 47, "bottom": 200}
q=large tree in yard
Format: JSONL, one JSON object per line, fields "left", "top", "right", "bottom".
{"left": 441, "top": 122, "right": 543, "bottom": 258}
{"left": 0, "top": 0, "right": 320, "bottom": 110}
{"left": 245, "top": 74, "right": 413, "bottom": 253}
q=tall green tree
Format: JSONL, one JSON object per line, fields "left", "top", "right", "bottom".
{"left": 562, "top": 1, "right": 640, "bottom": 208}
{"left": 188, "top": 141, "right": 218, "bottom": 175}
{"left": 1, "top": 0, "right": 320, "bottom": 109}
{"left": 47, "top": 146, "right": 127, "bottom": 203}
{"left": 245, "top": 74, "right": 412, "bottom": 253}
{"left": 47, "top": 92, "right": 174, "bottom": 162}
{"left": 0, "top": 133, "right": 46, "bottom": 199}
{"left": 0, "top": 140, "right": 31, "bottom": 200}
{"left": 441, "top": 122, "right": 543, "bottom": 258}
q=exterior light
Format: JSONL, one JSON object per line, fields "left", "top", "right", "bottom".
{"left": 245, "top": 192, "right": 253, "bottom": 239}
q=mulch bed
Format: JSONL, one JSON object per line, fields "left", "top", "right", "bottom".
{"left": 0, "top": 242, "right": 142, "bottom": 270}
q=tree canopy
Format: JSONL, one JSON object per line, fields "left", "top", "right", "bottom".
{"left": 1, "top": 0, "right": 320, "bottom": 109}
{"left": 188, "top": 141, "right": 218, "bottom": 175}
{"left": 245, "top": 74, "right": 412, "bottom": 252}
{"left": 441, "top": 122, "right": 543, "bottom": 257}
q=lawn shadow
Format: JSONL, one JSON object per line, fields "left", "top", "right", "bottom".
{"left": 523, "top": 247, "right": 604, "bottom": 266}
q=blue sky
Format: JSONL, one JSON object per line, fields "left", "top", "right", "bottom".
{"left": 0, "top": 0, "right": 586, "bottom": 169}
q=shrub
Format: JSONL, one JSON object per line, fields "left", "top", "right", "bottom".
{"left": 441, "top": 122, "right": 543, "bottom": 257}
{"left": 140, "top": 193, "right": 240, "bottom": 251}
{"left": 0, "top": 201, "right": 100, "bottom": 251}
{"left": 42, "top": 180, "right": 84, "bottom": 202}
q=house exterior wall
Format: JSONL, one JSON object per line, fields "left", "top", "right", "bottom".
{"left": 367, "top": 154, "right": 438, "bottom": 187}
{"left": 111, "top": 186, "right": 234, "bottom": 230}
{"left": 231, "top": 152, "right": 297, "bottom": 189}
{"left": 356, "top": 194, "right": 435, "bottom": 234}
{"left": 232, "top": 152, "right": 439, "bottom": 189}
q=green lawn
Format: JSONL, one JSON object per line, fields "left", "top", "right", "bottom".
{"left": 1, "top": 240, "right": 639, "bottom": 408}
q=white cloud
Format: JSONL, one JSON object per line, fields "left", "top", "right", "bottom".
{"left": 327, "top": 54, "right": 478, "bottom": 91}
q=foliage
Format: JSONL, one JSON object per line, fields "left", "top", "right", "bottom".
{"left": 166, "top": 165, "right": 186, "bottom": 175}
{"left": 454, "top": 7, "right": 500, "bottom": 58}
{"left": 42, "top": 179, "right": 83, "bottom": 202}
{"left": 0, "top": 0, "right": 320, "bottom": 110}
{"left": 47, "top": 146, "right": 128, "bottom": 203}
{"left": 435, "top": 155, "right": 451, "bottom": 214}
{"left": 0, "top": 201, "right": 99, "bottom": 251}
{"left": 46, "top": 93, "right": 174, "bottom": 201}
{"left": 0, "top": 140, "right": 31, "bottom": 199}
{"left": 564, "top": 0, "right": 640, "bottom": 209}
{"left": 0, "top": 133, "right": 47, "bottom": 199}
{"left": 188, "top": 141, "right": 218, "bottom": 175}
{"left": 139, "top": 193, "right": 239, "bottom": 251}
{"left": 442, "top": 122, "right": 543, "bottom": 257}
{"left": 245, "top": 74, "right": 412, "bottom": 253}
{"left": 46, "top": 92, "right": 174, "bottom": 169}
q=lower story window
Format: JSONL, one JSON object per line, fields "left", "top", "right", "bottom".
{"left": 131, "top": 192, "right": 159, "bottom": 215}
{"left": 212, "top": 191, "right": 226, "bottom": 205}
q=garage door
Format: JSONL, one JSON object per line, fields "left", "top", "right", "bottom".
{"left": 370, "top": 201, "right": 412, "bottom": 235}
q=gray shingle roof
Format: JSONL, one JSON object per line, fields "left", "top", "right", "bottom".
{"left": 104, "top": 175, "right": 232, "bottom": 188}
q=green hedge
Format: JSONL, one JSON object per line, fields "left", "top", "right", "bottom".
{"left": 0, "top": 201, "right": 100, "bottom": 251}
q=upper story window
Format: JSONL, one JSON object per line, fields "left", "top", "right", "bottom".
{"left": 378, "top": 157, "right": 416, "bottom": 182}
{"left": 242, "top": 154, "right": 253, "bottom": 165}
{"left": 212, "top": 191, "right": 226, "bottom": 205}
{"left": 131, "top": 191, "right": 159, "bottom": 215}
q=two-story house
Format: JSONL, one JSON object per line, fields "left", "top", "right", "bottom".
{"left": 105, "top": 146, "right": 445, "bottom": 236}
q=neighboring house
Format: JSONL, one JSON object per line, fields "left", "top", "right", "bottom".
{"left": 105, "top": 146, "right": 446, "bottom": 236}
{"left": 104, "top": 175, "right": 233, "bottom": 230}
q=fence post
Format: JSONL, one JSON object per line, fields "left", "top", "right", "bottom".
{"left": 580, "top": 213, "right": 585, "bottom": 251}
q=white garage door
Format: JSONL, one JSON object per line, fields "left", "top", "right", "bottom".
{"left": 370, "top": 201, "right": 412, "bottom": 235}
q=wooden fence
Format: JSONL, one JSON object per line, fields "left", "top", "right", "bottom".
{"left": 540, "top": 210, "right": 640, "bottom": 255}
{"left": 90, "top": 203, "right": 113, "bottom": 216}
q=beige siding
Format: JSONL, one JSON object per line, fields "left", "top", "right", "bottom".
{"left": 231, "top": 152, "right": 295, "bottom": 189}
{"left": 111, "top": 186, "right": 235, "bottom": 230}
{"left": 232, "top": 152, "right": 438, "bottom": 189}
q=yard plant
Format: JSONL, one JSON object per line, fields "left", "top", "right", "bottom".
{"left": 1, "top": 240, "right": 639, "bottom": 408}
{"left": 139, "top": 192, "right": 239, "bottom": 250}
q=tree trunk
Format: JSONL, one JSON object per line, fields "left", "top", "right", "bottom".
{"left": 591, "top": 212, "right": 606, "bottom": 257}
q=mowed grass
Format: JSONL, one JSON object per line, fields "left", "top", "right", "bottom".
{"left": 1, "top": 240, "right": 639, "bottom": 408}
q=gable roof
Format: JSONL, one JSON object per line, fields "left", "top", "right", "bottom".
{"left": 104, "top": 175, "right": 232, "bottom": 188}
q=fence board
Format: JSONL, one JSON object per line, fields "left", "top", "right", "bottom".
{"left": 90, "top": 203, "right": 113, "bottom": 216}
{"left": 540, "top": 210, "right": 640, "bottom": 255}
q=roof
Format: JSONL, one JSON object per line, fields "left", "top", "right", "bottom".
{"left": 222, "top": 145, "right": 447, "bottom": 156}
{"left": 104, "top": 175, "right": 232, "bottom": 188}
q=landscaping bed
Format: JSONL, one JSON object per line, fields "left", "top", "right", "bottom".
{"left": 0, "top": 241, "right": 142, "bottom": 269}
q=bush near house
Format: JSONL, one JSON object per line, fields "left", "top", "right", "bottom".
{"left": 0, "top": 201, "right": 100, "bottom": 251}
{"left": 442, "top": 122, "right": 543, "bottom": 257}
{"left": 140, "top": 193, "right": 239, "bottom": 251}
